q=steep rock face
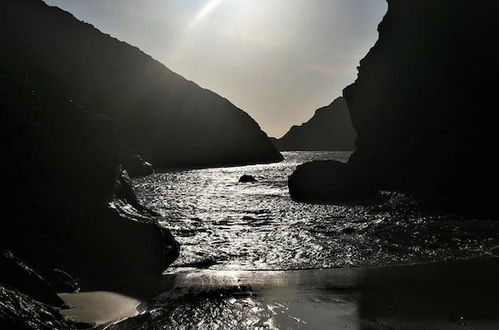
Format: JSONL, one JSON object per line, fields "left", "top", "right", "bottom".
{"left": 274, "top": 98, "right": 356, "bottom": 151}
{"left": 0, "top": 67, "right": 179, "bottom": 279}
{"left": 2, "top": 0, "right": 282, "bottom": 169}
{"left": 343, "top": 0, "right": 499, "bottom": 209}
{"left": 0, "top": 251, "right": 64, "bottom": 307}
{"left": 0, "top": 286, "right": 76, "bottom": 330}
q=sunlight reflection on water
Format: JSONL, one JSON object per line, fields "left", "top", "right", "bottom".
{"left": 133, "top": 152, "right": 499, "bottom": 271}
{"left": 105, "top": 258, "right": 499, "bottom": 329}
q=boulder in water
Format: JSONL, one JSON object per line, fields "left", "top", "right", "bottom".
{"left": 288, "top": 160, "right": 377, "bottom": 202}
{"left": 239, "top": 175, "right": 258, "bottom": 183}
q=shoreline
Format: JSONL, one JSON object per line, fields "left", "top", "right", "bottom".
{"left": 59, "top": 291, "right": 142, "bottom": 327}
{"left": 61, "top": 256, "right": 499, "bottom": 329}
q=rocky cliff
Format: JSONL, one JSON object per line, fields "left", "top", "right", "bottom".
{"left": 291, "top": 0, "right": 499, "bottom": 213}
{"left": 343, "top": 0, "right": 499, "bottom": 210}
{"left": 3, "top": 0, "right": 282, "bottom": 169}
{"left": 273, "top": 97, "right": 355, "bottom": 151}
{"left": 0, "top": 41, "right": 179, "bottom": 329}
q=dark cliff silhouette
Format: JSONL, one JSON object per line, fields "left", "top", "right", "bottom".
{"left": 290, "top": 0, "right": 499, "bottom": 213}
{"left": 0, "top": 1, "right": 190, "bottom": 326}
{"left": 3, "top": 0, "right": 282, "bottom": 171}
{"left": 273, "top": 97, "right": 355, "bottom": 151}
{"left": 0, "top": 64, "right": 180, "bottom": 328}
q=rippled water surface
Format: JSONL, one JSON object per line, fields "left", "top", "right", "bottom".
{"left": 133, "top": 152, "right": 499, "bottom": 271}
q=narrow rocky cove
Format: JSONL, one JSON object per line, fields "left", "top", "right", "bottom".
{"left": 2, "top": 0, "right": 499, "bottom": 329}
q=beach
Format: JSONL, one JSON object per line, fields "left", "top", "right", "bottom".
{"left": 60, "top": 257, "right": 499, "bottom": 329}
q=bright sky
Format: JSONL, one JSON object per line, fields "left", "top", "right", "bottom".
{"left": 44, "top": 0, "right": 386, "bottom": 137}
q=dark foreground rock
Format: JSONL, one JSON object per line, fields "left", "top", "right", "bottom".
{"left": 3, "top": 0, "right": 282, "bottom": 169}
{"left": 288, "top": 160, "right": 377, "bottom": 203}
{"left": 273, "top": 97, "right": 356, "bottom": 151}
{"left": 0, "top": 69, "right": 180, "bottom": 279}
{"left": 239, "top": 175, "right": 258, "bottom": 183}
{"left": 0, "top": 251, "right": 64, "bottom": 306}
{"left": 0, "top": 286, "right": 80, "bottom": 330}
{"left": 342, "top": 0, "right": 499, "bottom": 213}
{"left": 1, "top": 45, "right": 179, "bottom": 326}
{"left": 121, "top": 153, "right": 154, "bottom": 178}
{"left": 40, "top": 268, "right": 79, "bottom": 294}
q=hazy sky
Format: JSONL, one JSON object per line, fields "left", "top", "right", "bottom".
{"left": 44, "top": 0, "right": 386, "bottom": 137}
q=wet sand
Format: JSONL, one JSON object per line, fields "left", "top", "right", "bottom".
{"left": 61, "top": 257, "right": 499, "bottom": 329}
{"left": 59, "top": 291, "right": 142, "bottom": 326}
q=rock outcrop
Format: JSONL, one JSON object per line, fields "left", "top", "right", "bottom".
{"left": 0, "top": 251, "right": 64, "bottom": 307}
{"left": 288, "top": 160, "right": 376, "bottom": 202}
{"left": 0, "top": 68, "right": 179, "bottom": 279}
{"left": 239, "top": 175, "right": 258, "bottom": 183}
{"left": 121, "top": 153, "right": 154, "bottom": 178}
{"left": 273, "top": 98, "right": 356, "bottom": 151}
{"left": 291, "top": 0, "right": 499, "bottom": 210}
{"left": 342, "top": 0, "right": 499, "bottom": 211}
{"left": 0, "top": 54, "right": 179, "bottom": 325}
{"left": 0, "top": 285, "right": 77, "bottom": 330}
{"left": 3, "top": 0, "right": 282, "bottom": 169}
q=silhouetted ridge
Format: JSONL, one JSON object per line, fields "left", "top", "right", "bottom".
{"left": 273, "top": 97, "right": 355, "bottom": 151}
{"left": 3, "top": 0, "right": 282, "bottom": 169}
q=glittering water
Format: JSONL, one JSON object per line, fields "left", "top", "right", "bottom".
{"left": 133, "top": 152, "right": 499, "bottom": 271}
{"left": 102, "top": 152, "right": 499, "bottom": 329}
{"left": 104, "top": 258, "right": 499, "bottom": 330}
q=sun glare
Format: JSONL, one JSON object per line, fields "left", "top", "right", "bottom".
{"left": 187, "top": 0, "right": 225, "bottom": 31}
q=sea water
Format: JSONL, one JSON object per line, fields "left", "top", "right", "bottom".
{"left": 134, "top": 152, "right": 499, "bottom": 271}
{"left": 98, "top": 151, "right": 499, "bottom": 329}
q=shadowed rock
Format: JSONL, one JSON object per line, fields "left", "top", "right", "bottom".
{"left": 0, "top": 285, "right": 81, "bottom": 330}
{"left": 288, "top": 160, "right": 377, "bottom": 203}
{"left": 1, "top": 1, "right": 184, "bottom": 324}
{"left": 0, "top": 251, "right": 64, "bottom": 306}
{"left": 40, "top": 268, "right": 79, "bottom": 294}
{"left": 121, "top": 153, "right": 154, "bottom": 178}
{"left": 0, "top": 69, "right": 179, "bottom": 279}
{"left": 239, "top": 175, "right": 258, "bottom": 183}
{"left": 0, "top": 55, "right": 179, "bottom": 326}
{"left": 342, "top": 0, "right": 499, "bottom": 213}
